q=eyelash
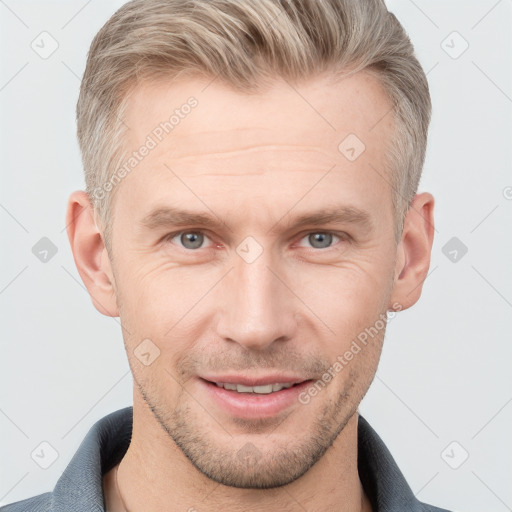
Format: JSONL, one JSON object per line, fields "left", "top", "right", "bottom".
{"left": 161, "top": 230, "right": 349, "bottom": 251}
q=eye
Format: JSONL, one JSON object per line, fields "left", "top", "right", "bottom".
{"left": 298, "top": 232, "right": 343, "bottom": 249}
{"left": 167, "top": 231, "right": 210, "bottom": 250}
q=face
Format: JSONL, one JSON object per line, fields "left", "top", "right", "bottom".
{"left": 107, "top": 71, "right": 400, "bottom": 488}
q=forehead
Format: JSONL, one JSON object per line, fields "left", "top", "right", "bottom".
{"left": 113, "top": 71, "right": 395, "bottom": 229}
{"left": 123, "top": 70, "right": 393, "bottom": 157}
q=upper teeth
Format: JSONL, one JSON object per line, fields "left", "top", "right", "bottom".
{"left": 215, "top": 382, "right": 295, "bottom": 394}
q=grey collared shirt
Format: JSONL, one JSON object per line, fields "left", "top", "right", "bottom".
{"left": 0, "top": 407, "right": 453, "bottom": 512}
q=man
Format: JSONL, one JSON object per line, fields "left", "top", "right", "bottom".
{"left": 1, "top": 0, "right": 453, "bottom": 511}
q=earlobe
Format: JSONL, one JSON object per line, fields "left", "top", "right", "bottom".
{"left": 65, "top": 191, "right": 119, "bottom": 317}
{"left": 389, "top": 192, "right": 435, "bottom": 311}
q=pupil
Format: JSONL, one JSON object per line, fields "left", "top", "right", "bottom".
{"left": 181, "top": 232, "right": 203, "bottom": 249}
{"left": 309, "top": 233, "right": 332, "bottom": 249}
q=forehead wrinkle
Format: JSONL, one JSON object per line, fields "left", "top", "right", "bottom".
{"left": 166, "top": 143, "right": 336, "bottom": 162}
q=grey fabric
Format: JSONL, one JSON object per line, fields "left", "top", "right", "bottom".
{"left": 1, "top": 406, "right": 453, "bottom": 511}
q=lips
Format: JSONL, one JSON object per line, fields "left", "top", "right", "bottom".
{"left": 197, "top": 376, "right": 314, "bottom": 419}
{"left": 214, "top": 382, "right": 295, "bottom": 394}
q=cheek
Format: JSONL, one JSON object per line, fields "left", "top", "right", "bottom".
{"left": 114, "top": 261, "right": 218, "bottom": 373}
{"left": 117, "top": 259, "right": 205, "bottom": 324}
{"left": 297, "top": 261, "right": 394, "bottom": 341}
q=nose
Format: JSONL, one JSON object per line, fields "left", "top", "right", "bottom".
{"left": 214, "top": 247, "right": 299, "bottom": 350}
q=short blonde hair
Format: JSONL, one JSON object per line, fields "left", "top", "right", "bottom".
{"left": 77, "top": 0, "right": 431, "bottom": 247}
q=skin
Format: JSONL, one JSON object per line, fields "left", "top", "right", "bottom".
{"left": 66, "top": 70, "right": 434, "bottom": 512}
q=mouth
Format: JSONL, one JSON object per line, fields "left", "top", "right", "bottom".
{"left": 212, "top": 381, "right": 301, "bottom": 394}
{"left": 197, "top": 377, "right": 314, "bottom": 419}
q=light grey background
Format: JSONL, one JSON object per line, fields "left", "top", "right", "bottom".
{"left": 1, "top": 1, "right": 511, "bottom": 511}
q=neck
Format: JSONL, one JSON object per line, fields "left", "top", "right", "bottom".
{"left": 113, "top": 391, "right": 372, "bottom": 512}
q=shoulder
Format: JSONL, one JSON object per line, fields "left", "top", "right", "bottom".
{"left": 0, "top": 492, "right": 52, "bottom": 511}
{"left": 420, "top": 504, "right": 460, "bottom": 512}
{"left": 0, "top": 407, "right": 132, "bottom": 512}
{"left": 357, "top": 414, "right": 459, "bottom": 512}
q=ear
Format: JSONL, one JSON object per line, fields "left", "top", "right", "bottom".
{"left": 389, "top": 192, "right": 435, "bottom": 311}
{"left": 65, "top": 190, "right": 119, "bottom": 317}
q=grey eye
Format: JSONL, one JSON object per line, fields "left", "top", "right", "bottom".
{"left": 307, "top": 233, "right": 333, "bottom": 249}
{"left": 179, "top": 232, "right": 204, "bottom": 249}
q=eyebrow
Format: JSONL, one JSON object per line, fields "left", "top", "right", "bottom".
{"left": 139, "top": 205, "right": 373, "bottom": 234}
{"left": 278, "top": 207, "right": 373, "bottom": 233}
